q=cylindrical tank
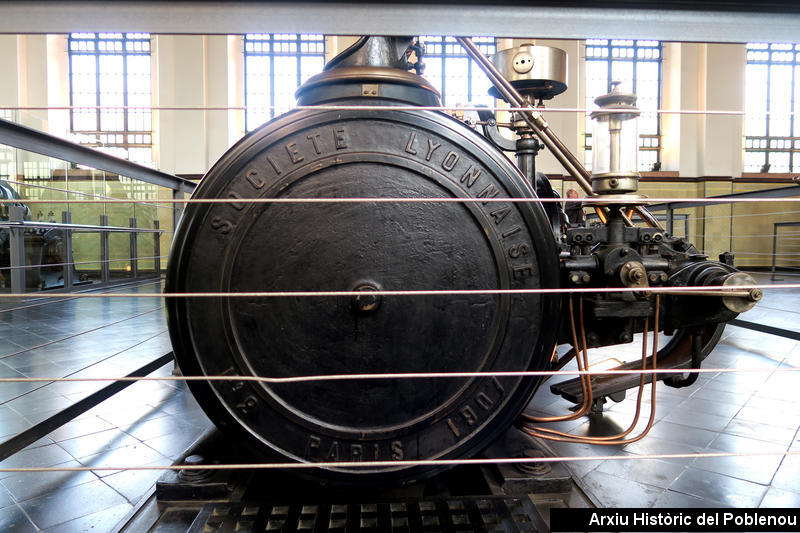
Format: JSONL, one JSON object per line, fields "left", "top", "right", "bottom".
{"left": 166, "top": 66, "right": 561, "bottom": 484}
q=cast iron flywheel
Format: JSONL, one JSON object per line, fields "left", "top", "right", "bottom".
{"left": 166, "top": 103, "right": 561, "bottom": 484}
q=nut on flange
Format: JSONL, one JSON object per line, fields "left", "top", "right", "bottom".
{"left": 619, "top": 261, "right": 649, "bottom": 289}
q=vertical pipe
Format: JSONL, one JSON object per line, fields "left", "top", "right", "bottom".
{"left": 129, "top": 217, "right": 138, "bottom": 279}
{"left": 9, "top": 206, "right": 26, "bottom": 294}
{"left": 61, "top": 211, "right": 73, "bottom": 290}
{"left": 100, "top": 214, "right": 110, "bottom": 283}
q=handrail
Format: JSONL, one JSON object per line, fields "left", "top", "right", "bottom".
{"left": 648, "top": 184, "right": 800, "bottom": 211}
{"left": 0, "top": 117, "right": 196, "bottom": 194}
{"left": 0, "top": 220, "right": 164, "bottom": 233}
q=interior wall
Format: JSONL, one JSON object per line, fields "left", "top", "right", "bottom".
{"left": 0, "top": 34, "right": 797, "bottom": 268}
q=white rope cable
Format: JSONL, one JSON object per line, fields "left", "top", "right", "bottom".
{"left": 1, "top": 450, "right": 798, "bottom": 474}
{"left": 0, "top": 366, "right": 797, "bottom": 385}
{"left": 2, "top": 196, "right": 799, "bottom": 205}
{"left": 6, "top": 104, "right": 792, "bottom": 117}
{"left": 0, "top": 284, "right": 789, "bottom": 300}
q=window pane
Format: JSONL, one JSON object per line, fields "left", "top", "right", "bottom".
{"left": 99, "top": 55, "right": 124, "bottom": 131}
{"left": 769, "top": 64, "right": 792, "bottom": 136}
{"left": 69, "top": 33, "right": 152, "bottom": 164}
{"left": 795, "top": 65, "right": 800, "bottom": 137}
{"left": 244, "top": 34, "right": 325, "bottom": 130}
{"left": 273, "top": 56, "right": 299, "bottom": 116}
{"left": 746, "top": 41, "right": 799, "bottom": 172}
{"left": 584, "top": 40, "right": 661, "bottom": 170}
{"left": 420, "top": 36, "right": 497, "bottom": 107}
{"left": 444, "top": 57, "right": 469, "bottom": 106}
{"left": 246, "top": 55, "right": 271, "bottom": 129}
{"left": 745, "top": 63, "right": 768, "bottom": 137}
{"left": 424, "top": 57, "right": 443, "bottom": 97}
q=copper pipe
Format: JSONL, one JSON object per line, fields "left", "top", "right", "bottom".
{"left": 520, "top": 296, "right": 661, "bottom": 446}
{"left": 522, "top": 297, "right": 592, "bottom": 422}
{"left": 550, "top": 347, "right": 578, "bottom": 373}
{"left": 529, "top": 317, "right": 649, "bottom": 442}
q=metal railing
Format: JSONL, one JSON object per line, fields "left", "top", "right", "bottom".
{"left": 1, "top": 205, "right": 164, "bottom": 293}
{"left": 0, "top": 116, "right": 195, "bottom": 231}
{"left": 0, "top": 116, "right": 196, "bottom": 294}
{"left": 771, "top": 221, "right": 800, "bottom": 280}
{"left": 648, "top": 184, "right": 800, "bottom": 236}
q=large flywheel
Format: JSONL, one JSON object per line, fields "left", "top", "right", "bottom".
{"left": 166, "top": 88, "right": 561, "bottom": 483}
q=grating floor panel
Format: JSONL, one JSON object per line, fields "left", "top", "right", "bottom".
{"left": 180, "top": 498, "right": 542, "bottom": 533}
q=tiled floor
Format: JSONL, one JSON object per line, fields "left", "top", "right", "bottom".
{"left": 528, "top": 272, "right": 800, "bottom": 509}
{"left": 0, "top": 280, "right": 212, "bottom": 532}
{"left": 0, "top": 274, "right": 797, "bottom": 531}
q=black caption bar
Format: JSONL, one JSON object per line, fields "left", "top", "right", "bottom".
{"left": 552, "top": 508, "right": 800, "bottom": 532}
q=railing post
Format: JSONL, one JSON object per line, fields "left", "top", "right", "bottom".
{"left": 61, "top": 211, "right": 73, "bottom": 290}
{"left": 100, "top": 214, "right": 110, "bottom": 283}
{"left": 172, "top": 189, "right": 184, "bottom": 233}
{"left": 665, "top": 205, "right": 674, "bottom": 237}
{"left": 129, "top": 217, "right": 138, "bottom": 279}
{"left": 771, "top": 222, "right": 779, "bottom": 281}
{"left": 153, "top": 220, "right": 161, "bottom": 277}
{"left": 8, "top": 205, "right": 26, "bottom": 294}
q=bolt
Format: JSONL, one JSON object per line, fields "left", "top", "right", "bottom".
{"left": 653, "top": 233, "right": 664, "bottom": 242}
{"left": 587, "top": 332, "right": 600, "bottom": 346}
{"left": 749, "top": 288, "right": 763, "bottom": 301}
{"left": 184, "top": 454, "right": 204, "bottom": 466}
{"left": 619, "top": 332, "right": 633, "bottom": 343}
{"left": 179, "top": 454, "right": 213, "bottom": 482}
{"left": 660, "top": 272, "right": 668, "bottom": 282}
{"left": 585, "top": 234, "right": 595, "bottom": 243}
{"left": 570, "top": 273, "right": 581, "bottom": 284}
{"left": 516, "top": 448, "right": 551, "bottom": 476}
{"left": 630, "top": 269, "right": 644, "bottom": 282}
{"left": 581, "top": 273, "right": 591, "bottom": 283}
{"left": 353, "top": 284, "right": 381, "bottom": 313}
{"left": 609, "top": 178, "right": 619, "bottom": 188}
{"left": 573, "top": 234, "right": 584, "bottom": 243}
{"left": 620, "top": 248, "right": 629, "bottom": 257}
{"left": 642, "top": 233, "right": 652, "bottom": 242}
{"left": 355, "top": 293, "right": 377, "bottom": 311}
{"left": 648, "top": 273, "right": 659, "bottom": 283}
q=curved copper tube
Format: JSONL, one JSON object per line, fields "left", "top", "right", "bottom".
{"left": 521, "top": 296, "right": 661, "bottom": 446}
{"left": 528, "top": 317, "right": 648, "bottom": 441}
{"left": 522, "top": 297, "right": 592, "bottom": 423}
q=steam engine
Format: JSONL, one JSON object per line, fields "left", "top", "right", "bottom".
{"left": 166, "top": 37, "right": 760, "bottom": 485}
